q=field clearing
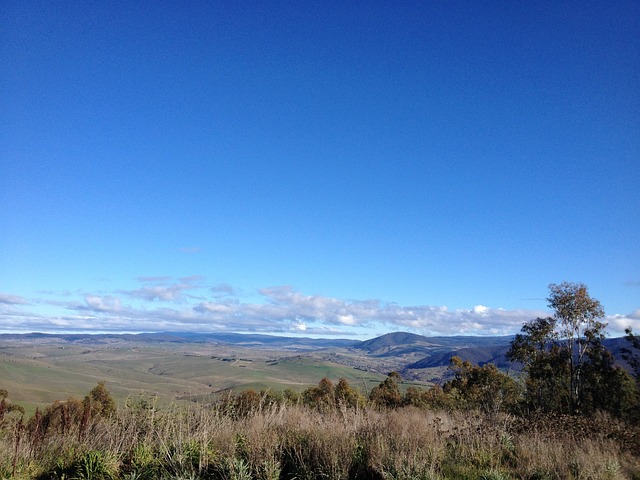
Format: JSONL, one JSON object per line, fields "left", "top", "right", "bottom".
{"left": 0, "top": 338, "right": 394, "bottom": 414}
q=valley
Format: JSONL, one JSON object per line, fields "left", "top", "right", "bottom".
{"left": 0, "top": 330, "right": 629, "bottom": 415}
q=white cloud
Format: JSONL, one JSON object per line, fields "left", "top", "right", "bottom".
{"left": 124, "top": 285, "right": 189, "bottom": 301}
{"left": 210, "top": 283, "right": 237, "bottom": 297}
{"left": 186, "top": 287, "right": 548, "bottom": 336}
{"left": 83, "top": 295, "right": 122, "bottom": 312}
{"left": 473, "top": 305, "right": 489, "bottom": 316}
{"left": 119, "top": 278, "right": 202, "bottom": 302}
{"left": 338, "top": 314, "right": 356, "bottom": 325}
{"left": 606, "top": 309, "right": 640, "bottom": 334}
{"left": 0, "top": 293, "right": 29, "bottom": 305}
{"left": 119, "top": 284, "right": 196, "bottom": 302}
{"left": 1, "top": 282, "right": 636, "bottom": 338}
{"left": 194, "top": 301, "right": 236, "bottom": 314}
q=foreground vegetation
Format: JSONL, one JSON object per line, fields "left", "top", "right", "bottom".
{"left": 1, "top": 384, "right": 639, "bottom": 480}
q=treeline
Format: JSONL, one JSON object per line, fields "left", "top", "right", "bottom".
{"left": 221, "top": 364, "right": 517, "bottom": 418}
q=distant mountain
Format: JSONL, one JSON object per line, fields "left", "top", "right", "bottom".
{"left": 1, "top": 331, "right": 633, "bottom": 372}
{"left": 405, "top": 336, "right": 634, "bottom": 371}
{"left": 353, "top": 332, "right": 440, "bottom": 357}
{"left": 351, "top": 331, "right": 515, "bottom": 360}
{"left": 426, "top": 336, "right": 515, "bottom": 348}
{"left": 406, "top": 344, "right": 513, "bottom": 370}
{"left": 347, "top": 331, "right": 513, "bottom": 372}
{"left": 0, "top": 331, "right": 359, "bottom": 349}
{"left": 166, "top": 332, "right": 360, "bottom": 349}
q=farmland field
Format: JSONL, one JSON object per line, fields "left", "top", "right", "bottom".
{"left": 0, "top": 336, "right": 403, "bottom": 414}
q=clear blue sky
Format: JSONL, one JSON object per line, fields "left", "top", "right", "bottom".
{"left": 1, "top": 1, "right": 638, "bottom": 338}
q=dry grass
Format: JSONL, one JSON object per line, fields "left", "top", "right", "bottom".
{"left": 1, "top": 401, "right": 639, "bottom": 479}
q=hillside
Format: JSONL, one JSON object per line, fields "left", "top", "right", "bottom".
{"left": 404, "top": 336, "right": 632, "bottom": 373}
{"left": 406, "top": 344, "right": 512, "bottom": 370}
{"left": 351, "top": 332, "right": 441, "bottom": 357}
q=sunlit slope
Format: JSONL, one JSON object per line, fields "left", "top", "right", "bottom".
{"left": 0, "top": 340, "right": 385, "bottom": 414}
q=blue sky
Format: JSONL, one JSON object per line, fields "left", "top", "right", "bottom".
{"left": 1, "top": 1, "right": 638, "bottom": 338}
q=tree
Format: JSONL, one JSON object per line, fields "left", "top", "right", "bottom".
{"left": 34, "top": 398, "right": 85, "bottom": 435}
{"left": 334, "top": 378, "right": 362, "bottom": 408}
{"left": 398, "top": 382, "right": 457, "bottom": 411}
{"left": 369, "top": 372, "right": 403, "bottom": 408}
{"left": 233, "top": 389, "right": 262, "bottom": 416}
{"left": 547, "top": 282, "right": 606, "bottom": 412}
{"left": 443, "top": 356, "right": 520, "bottom": 414}
{"left": 420, "top": 385, "right": 454, "bottom": 411}
{"left": 581, "top": 341, "right": 640, "bottom": 419}
{"left": 507, "top": 317, "right": 570, "bottom": 412}
{"left": 283, "top": 387, "right": 301, "bottom": 405}
{"left": 303, "top": 377, "right": 336, "bottom": 411}
{"left": 621, "top": 327, "right": 640, "bottom": 386}
{"left": 302, "top": 377, "right": 363, "bottom": 411}
{"left": 0, "top": 389, "right": 25, "bottom": 423}
{"left": 84, "top": 382, "right": 116, "bottom": 418}
{"left": 508, "top": 283, "right": 612, "bottom": 414}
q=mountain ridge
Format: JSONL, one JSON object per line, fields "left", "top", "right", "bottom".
{"left": 0, "top": 331, "right": 631, "bottom": 371}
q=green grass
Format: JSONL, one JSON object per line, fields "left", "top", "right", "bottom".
{"left": 0, "top": 340, "right": 387, "bottom": 415}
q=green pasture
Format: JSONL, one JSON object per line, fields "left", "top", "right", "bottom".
{"left": 0, "top": 340, "right": 390, "bottom": 416}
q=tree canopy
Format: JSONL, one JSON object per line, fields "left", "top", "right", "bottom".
{"left": 507, "top": 282, "right": 639, "bottom": 418}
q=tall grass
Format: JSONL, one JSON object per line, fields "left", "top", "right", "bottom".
{"left": 1, "top": 399, "right": 639, "bottom": 479}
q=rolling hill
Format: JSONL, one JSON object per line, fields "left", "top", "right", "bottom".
{"left": 1, "top": 330, "right": 635, "bottom": 414}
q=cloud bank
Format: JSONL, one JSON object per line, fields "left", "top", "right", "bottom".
{"left": 1, "top": 278, "right": 638, "bottom": 338}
